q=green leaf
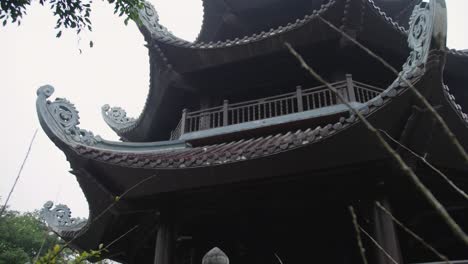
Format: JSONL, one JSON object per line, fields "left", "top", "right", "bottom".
{"left": 89, "top": 40, "right": 93, "bottom": 48}
{"left": 56, "top": 30, "right": 62, "bottom": 38}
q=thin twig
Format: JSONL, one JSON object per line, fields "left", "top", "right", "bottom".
{"left": 379, "top": 129, "right": 468, "bottom": 200}
{"left": 274, "top": 252, "right": 284, "bottom": 264}
{"left": 349, "top": 206, "right": 369, "bottom": 264}
{"left": 45, "top": 174, "right": 158, "bottom": 262}
{"left": 33, "top": 236, "right": 48, "bottom": 263}
{"left": 375, "top": 202, "right": 450, "bottom": 263}
{"left": 104, "top": 225, "right": 139, "bottom": 250}
{"left": 285, "top": 43, "right": 468, "bottom": 246}
{"left": 317, "top": 15, "right": 468, "bottom": 164}
{"left": 0, "top": 129, "right": 38, "bottom": 217}
{"left": 358, "top": 225, "right": 400, "bottom": 264}
{"left": 91, "top": 174, "right": 158, "bottom": 224}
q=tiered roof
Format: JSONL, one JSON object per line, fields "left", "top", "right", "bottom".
{"left": 103, "top": 0, "right": 423, "bottom": 143}
{"left": 36, "top": 0, "right": 468, "bottom": 262}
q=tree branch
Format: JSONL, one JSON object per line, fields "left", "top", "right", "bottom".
{"left": 0, "top": 129, "right": 38, "bottom": 217}
{"left": 375, "top": 201, "right": 450, "bottom": 263}
{"left": 349, "top": 206, "right": 369, "bottom": 264}
{"left": 285, "top": 43, "right": 468, "bottom": 246}
{"left": 317, "top": 15, "right": 468, "bottom": 165}
{"left": 379, "top": 129, "right": 467, "bottom": 200}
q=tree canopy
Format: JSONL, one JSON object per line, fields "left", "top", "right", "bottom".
{"left": 0, "top": 204, "right": 106, "bottom": 264}
{"left": 0, "top": 0, "right": 144, "bottom": 36}
{"left": 0, "top": 207, "right": 61, "bottom": 264}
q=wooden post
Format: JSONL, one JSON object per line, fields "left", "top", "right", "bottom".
{"left": 180, "top": 109, "right": 187, "bottom": 135}
{"left": 346, "top": 74, "right": 357, "bottom": 102}
{"left": 372, "top": 199, "right": 402, "bottom": 264}
{"left": 154, "top": 221, "right": 174, "bottom": 264}
{"left": 223, "top": 100, "right": 229, "bottom": 126}
{"left": 296, "top": 86, "right": 303, "bottom": 112}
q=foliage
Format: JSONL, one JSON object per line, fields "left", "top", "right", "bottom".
{"left": 0, "top": 205, "right": 110, "bottom": 264}
{"left": 0, "top": 0, "right": 144, "bottom": 36}
{"left": 0, "top": 207, "right": 61, "bottom": 264}
{"left": 36, "top": 244, "right": 108, "bottom": 264}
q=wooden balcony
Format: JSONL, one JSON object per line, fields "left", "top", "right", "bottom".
{"left": 170, "top": 74, "right": 384, "bottom": 140}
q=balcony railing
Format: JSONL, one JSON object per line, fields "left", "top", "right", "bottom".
{"left": 170, "top": 74, "right": 384, "bottom": 140}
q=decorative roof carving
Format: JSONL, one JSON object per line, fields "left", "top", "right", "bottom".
{"left": 37, "top": 85, "right": 102, "bottom": 146}
{"left": 447, "top": 48, "right": 468, "bottom": 57}
{"left": 402, "top": 2, "right": 432, "bottom": 76}
{"left": 367, "top": 0, "right": 408, "bottom": 34}
{"left": 137, "top": 1, "right": 184, "bottom": 43}
{"left": 101, "top": 104, "right": 137, "bottom": 134}
{"left": 40, "top": 201, "right": 87, "bottom": 236}
{"left": 443, "top": 85, "right": 468, "bottom": 125}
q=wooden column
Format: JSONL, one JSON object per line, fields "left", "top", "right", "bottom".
{"left": 154, "top": 217, "right": 174, "bottom": 264}
{"left": 180, "top": 109, "right": 187, "bottom": 135}
{"left": 345, "top": 74, "right": 357, "bottom": 102}
{"left": 223, "top": 100, "right": 229, "bottom": 126}
{"left": 372, "top": 199, "right": 402, "bottom": 264}
{"left": 296, "top": 86, "right": 304, "bottom": 112}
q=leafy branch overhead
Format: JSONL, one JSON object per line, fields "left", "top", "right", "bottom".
{"left": 0, "top": 0, "right": 144, "bottom": 36}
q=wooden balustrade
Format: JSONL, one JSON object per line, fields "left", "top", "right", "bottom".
{"left": 169, "top": 75, "right": 385, "bottom": 140}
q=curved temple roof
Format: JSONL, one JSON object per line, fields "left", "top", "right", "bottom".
{"left": 36, "top": 1, "right": 468, "bottom": 260}
{"left": 104, "top": 0, "right": 420, "bottom": 142}
{"left": 196, "top": 0, "right": 420, "bottom": 43}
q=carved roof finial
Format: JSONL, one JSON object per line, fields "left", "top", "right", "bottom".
{"left": 39, "top": 201, "right": 87, "bottom": 236}
{"left": 101, "top": 104, "right": 137, "bottom": 134}
{"left": 36, "top": 86, "right": 102, "bottom": 146}
{"left": 202, "top": 247, "right": 229, "bottom": 264}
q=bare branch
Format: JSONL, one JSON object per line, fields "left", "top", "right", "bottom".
{"left": 317, "top": 15, "right": 468, "bottom": 164}
{"left": 349, "top": 206, "right": 369, "bottom": 264}
{"left": 104, "top": 225, "right": 139, "bottom": 250}
{"left": 375, "top": 202, "right": 450, "bottom": 263}
{"left": 285, "top": 43, "right": 468, "bottom": 246}
{"left": 47, "top": 174, "right": 158, "bottom": 261}
{"left": 379, "top": 129, "right": 468, "bottom": 200}
{"left": 0, "top": 129, "right": 38, "bottom": 217}
{"left": 274, "top": 252, "right": 284, "bottom": 264}
{"left": 358, "top": 225, "right": 400, "bottom": 264}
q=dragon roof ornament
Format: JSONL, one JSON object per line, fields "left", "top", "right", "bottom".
{"left": 37, "top": 85, "right": 102, "bottom": 146}
{"left": 401, "top": 0, "right": 446, "bottom": 80}
{"left": 101, "top": 104, "right": 137, "bottom": 134}
{"left": 136, "top": 1, "right": 186, "bottom": 43}
{"left": 40, "top": 201, "right": 87, "bottom": 237}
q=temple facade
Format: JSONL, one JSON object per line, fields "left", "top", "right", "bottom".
{"left": 37, "top": 0, "right": 468, "bottom": 263}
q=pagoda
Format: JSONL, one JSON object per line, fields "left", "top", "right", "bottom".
{"left": 37, "top": 0, "right": 468, "bottom": 263}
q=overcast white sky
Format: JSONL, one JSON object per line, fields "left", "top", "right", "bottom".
{"left": 1, "top": 0, "right": 467, "bottom": 218}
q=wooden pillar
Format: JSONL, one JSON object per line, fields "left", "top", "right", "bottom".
{"left": 154, "top": 217, "right": 174, "bottom": 264}
{"left": 372, "top": 199, "right": 402, "bottom": 264}
{"left": 180, "top": 109, "right": 187, "bottom": 135}
{"left": 223, "top": 100, "right": 229, "bottom": 126}
{"left": 296, "top": 86, "right": 304, "bottom": 112}
{"left": 346, "top": 74, "right": 357, "bottom": 102}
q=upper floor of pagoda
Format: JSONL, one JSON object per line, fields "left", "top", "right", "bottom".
{"left": 197, "top": 0, "right": 420, "bottom": 43}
